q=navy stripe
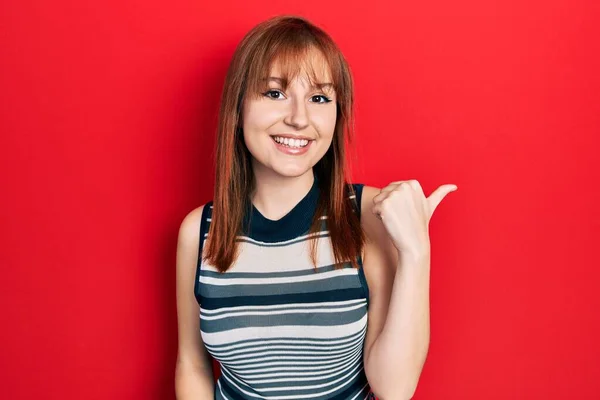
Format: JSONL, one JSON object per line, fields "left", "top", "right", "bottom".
{"left": 200, "top": 304, "right": 367, "bottom": 333}
{"left": 327, "top": 369, "right": 371, "bottom": 399}
{"left": 194, "top": 201, "right": 213, "bottom": 305}
{"left": 233, "top": 231, "right": 331, "bottom": 247}
{"left": 217, "top": 377, "right": 248, "bottom": 400}
{"left": 200, "top": 263, "right": 343, "bottom": 279}
{"left": 200, "top": 274, "right": 362, "bottom": 298}
{"left": 199, "top": 287, "right": 366, "bottom": 310}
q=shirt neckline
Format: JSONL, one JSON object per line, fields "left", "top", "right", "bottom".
{"left": 242, "top": 176, "right": 320, "bottom": 243}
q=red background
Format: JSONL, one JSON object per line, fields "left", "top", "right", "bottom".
{"left": 1, "top": 0, "right": 599, "bottom": 399}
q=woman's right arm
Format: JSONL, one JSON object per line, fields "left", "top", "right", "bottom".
{"left": 175, "top": 205, "right": 215, "bottom": 399}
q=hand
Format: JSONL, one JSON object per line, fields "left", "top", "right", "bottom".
{"left": 371, "top": 180, "right": 457, "bottom": 257}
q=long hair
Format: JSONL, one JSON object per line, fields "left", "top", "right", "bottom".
{"left": 204, "top": 15, "right": 365, "bottom": 273}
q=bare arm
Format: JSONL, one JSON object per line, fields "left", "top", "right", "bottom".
{"left": 175, "top": 205, "right": 215, "bottom": 399}
{"left": 361, "top": 186, "right": 430, "bottom": 400}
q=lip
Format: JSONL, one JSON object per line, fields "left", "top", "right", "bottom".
{"left": 271, "top": 135, "right": 313, "bottom": 155}
{"left": 270, "top": 133, "right": 315, "bottom": 141}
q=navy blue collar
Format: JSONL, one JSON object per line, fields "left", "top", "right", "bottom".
{"left": 242, "top": 177, "right": 320, "bottom": 242}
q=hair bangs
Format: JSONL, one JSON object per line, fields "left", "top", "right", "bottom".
{"left": 245, "top": 32, "right": 343, "bottom": 100}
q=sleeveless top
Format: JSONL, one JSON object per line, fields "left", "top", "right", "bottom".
{"left": 194, "top": 178, "right": 373, "bottom": 399}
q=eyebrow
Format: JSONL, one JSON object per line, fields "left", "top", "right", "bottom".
{"left": 266, "top": 77, "right": 334, "bottom": 91}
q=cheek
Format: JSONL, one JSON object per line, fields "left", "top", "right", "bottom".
{"left": 312, "top": 106, "right": 337, "bottom": 138}
{"left": 243, "top": 100, "right": 282, "bottom": 133}
{"left": 241, "top": 101, "right": 275, "bottom": 156}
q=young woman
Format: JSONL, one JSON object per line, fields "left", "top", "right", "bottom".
{"left": 175, "top": 15, "right": 457, "bottom": 400}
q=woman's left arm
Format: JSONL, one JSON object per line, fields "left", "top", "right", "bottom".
{"left": 360, "top": 181, "right": 457, "bottom": 400}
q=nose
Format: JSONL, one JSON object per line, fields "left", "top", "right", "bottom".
{"left": 283, "top": 96, "right": 309, "bottom": 130}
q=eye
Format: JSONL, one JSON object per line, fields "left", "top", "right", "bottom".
{"left": 263, "top": 89, "right": 285, "bottom": 100}
{"left": 310, "top": 95, "right": 332, "bottom": 104}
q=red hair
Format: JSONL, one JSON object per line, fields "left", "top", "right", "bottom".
{"left": 204, "top": 15, "right": 365, "bottom": 272}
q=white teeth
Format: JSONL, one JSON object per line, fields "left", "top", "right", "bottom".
{"left": 273, "top": 136, "right": 311, "bottom": 148}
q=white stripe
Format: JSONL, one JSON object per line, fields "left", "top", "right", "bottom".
{"left": 206, "top": 333, "right": 365, "bottom": 358}
{"left": 253, "top": 363, "right": 364, "bottom": 392}
{"left": 225, "top": 358, "right": 356, "bottom": 375}
{"left": 220, "top": 347, "right": 361, "bottom": 372}
{"left": 201, "top": 232, "right": 355, "bottom": 273}
{"left": 201, "top": 302, "right": 364, "bottom": 321}
{"left": 235, "top": 230, "right": 329, "bottom": 245}
{"left": 217, "top": 380, "right": 230, "bottom": 400}
{"left": 201, "top": 298, "right": 364, "bottom": 315}
{"left": 234, "top": 352, "right": 362, "bottom": 379}
{"left": 243, "top": 353, "right": 362, "bottom": 384}
{"left": 352, "top": 383, "right": 370, "bottom": 400}
{"left": 201, "top": 314, "right": 367, "bottom": 346}
{"left": 230, "top": 349, "right": 361, "bottom": 374}
{"left": 204, "top": 326, "right": 366, "bottom": 352}
{"left": 218, "top": 342, "right": 363, "bottom": 363}
{"left": 221, "top": 363, "right": 365, "bottom": 399}
{"left": 209, "top": 344, "right": 364, "bottom": 366}
{"left": 221, "top": 349, "right": 358, "bottom": 367}
{"left": 200, "top": 267, "right": 356, "bottom": 286}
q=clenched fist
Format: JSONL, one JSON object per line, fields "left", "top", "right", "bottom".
{"left": 371, "top": 180, "right": 458, "bottom": 257}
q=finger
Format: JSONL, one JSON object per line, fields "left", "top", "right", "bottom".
{"left": 378, "top": 183, "right": 402, "bottom": 194}
{"left": 372, "top": 189, "right": 392, "bottom": 205}
{"left": 372, "top": 191, "right": 394, "bottom": 215}
{"left": 384, "top": 180, "right": 422, "bottom": 196}
{"left": 383, "top": 180, "right": 417, "bottom": 192}
{"left": 408, "top": 180, "right": 424, "bottom": 197}
{"left": 387, "top": 180, "right": 409, "bottom": 186}
{"left": 374, "top": 181, "right": 420, "bottom": 205}
{"left": 371, "top": 202, "right": 385, "bottom": 220}
{"left": 427, "top": 184, "right": 458, "bottom": 215}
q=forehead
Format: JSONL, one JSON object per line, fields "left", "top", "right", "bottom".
{"left": 268, "top": 47, "right": 333, "bottom": 83}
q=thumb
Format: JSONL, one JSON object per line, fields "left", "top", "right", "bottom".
{"left": 428, "top": 184, "right": 458, "bottom": 215}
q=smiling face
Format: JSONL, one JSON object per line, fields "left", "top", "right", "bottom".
{"left": 241, "top": 49, "right": 337, "bottom": 179}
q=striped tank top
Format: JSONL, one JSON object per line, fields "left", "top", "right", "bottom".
{"left": 194, "top": 178, "right": 373, "bottom": 399}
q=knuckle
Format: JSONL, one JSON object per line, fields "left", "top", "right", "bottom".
{"left": 381, "top": 199, "right": 393, "bottom": 211}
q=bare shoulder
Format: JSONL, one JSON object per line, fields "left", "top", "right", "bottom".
{"left": 175, "top": 203, "right": 214, "bottom": 372}
{"left": 177, "top": 205, "right": 206, "bottom": 250}
{"left": 176, "top": 204, "right": 206, "bottom": 297}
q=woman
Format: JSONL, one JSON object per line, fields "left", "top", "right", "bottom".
{"left": 175, "top": 15, "right": 457, "bottom": 399}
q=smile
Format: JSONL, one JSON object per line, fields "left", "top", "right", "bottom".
{"left": 271, "top": 136, "right": 311, "bottom": 148}
{"left": 271, "top": 135, "right": 314, "bottom": 155}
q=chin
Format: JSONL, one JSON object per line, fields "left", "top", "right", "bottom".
{"left": 271, "top": 164, "right": 313, "bottom": 178}
{"left": 248, "top": 144, "right": 322, "bottom": 178}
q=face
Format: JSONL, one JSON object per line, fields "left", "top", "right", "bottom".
{"left": 241, "top": 51, "right": 337, "bottom": 179}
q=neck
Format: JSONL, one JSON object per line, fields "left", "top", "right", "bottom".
{"left": 250, "top": 165, "right": 315, "bottom": 221}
